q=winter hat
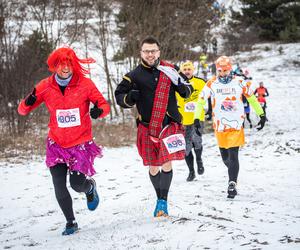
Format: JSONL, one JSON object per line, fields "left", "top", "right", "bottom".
{"left": 180, "top": 61, "right": 195, "bottom": 71}
{"left": 215, "top": 56, "right": 232, "bottom": 71}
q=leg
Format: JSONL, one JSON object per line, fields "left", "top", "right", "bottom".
{"left": 69, "top": 171, "right": 99, "bottom": 211}
{"left": 160, "top": 162, "right": 173, "bottom": 201}
{"left": 184, "top": 125, "right": 195, "bottom": 181}
{"left": 185, "top": 151, "right": 195, "bottom": 181}
{"left": 219, "top": 147, "right": 229, "bottom": 168}
{"left": 227, "top": 147, "right": 239, "bottom": 183}
{"left": 150, "top": 162, "right": 172, "bottom": 217}
{"left": 69, "top": 171, "right": 92, "bottom": 193}
{"left": 220, "top": 147, "right": 239, "bottom": 198}
{"left": 246, "top": 113, "right": 252, "bottom": 128}
{"left": 193, "top": 122, "right": 204, "bottom": 175}
{"left": 195, "top": 146, "right": 204, "bottom": 175}
{"left": 149, "top": 167, "right": 161, "bottom": 199}
{"left": 50, "top": 163, "right": 75, "bottom": 223}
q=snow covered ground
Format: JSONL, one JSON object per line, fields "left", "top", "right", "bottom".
{"left": 1, "top": 43, "right": 300, "bottom": 249}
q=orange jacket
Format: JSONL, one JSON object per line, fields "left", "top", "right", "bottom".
{"left": 254, "top": 87, "right": 269, "bottom": 103}
{"left": 18, "top": 74, "right": 110, "bottom": 148}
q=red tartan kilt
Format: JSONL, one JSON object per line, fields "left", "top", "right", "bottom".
{"left": 137, "top": 122, "right": 185, "bottom": 166}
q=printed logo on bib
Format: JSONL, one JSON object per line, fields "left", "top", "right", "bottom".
{"left": 184, "top": 102, "right": 196, "bottom": 112}
{"left": 162, "top": 133, "right": 186, "bottom": 154}
{"left": 221, "top": 99, "right": 237, "bottom": 112}
{"left": 56, "top": 108, "right": 81, "bottom": 128}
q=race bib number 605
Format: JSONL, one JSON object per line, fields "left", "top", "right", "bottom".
{"left": 56, "top": 108, "right": 81, "bottom": 128}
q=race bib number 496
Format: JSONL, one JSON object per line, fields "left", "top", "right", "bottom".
{"left": 56, "top": 108, "right": 81, "bottom": 128}
{"left": 162, "top": 133, "right": 186, "bottom": 154}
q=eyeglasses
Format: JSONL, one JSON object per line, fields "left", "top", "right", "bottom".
{"left": 141, "top": 49, "right": 160, "bottom": 55}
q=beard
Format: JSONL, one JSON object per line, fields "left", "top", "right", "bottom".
{"left": 142, "top": 58, "right": 160, "bottom": 67}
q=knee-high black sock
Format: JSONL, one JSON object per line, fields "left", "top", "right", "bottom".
{"left": 160, "top": 170, "right": 173, "bottom": 201}
{"left": 185, "top": 151, "right": 194, "bottom": 172}
{"left": 149, "top": 171, "right": 161, "bottom": 199}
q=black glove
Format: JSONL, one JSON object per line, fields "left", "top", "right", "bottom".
{"left": 257, "top": 114, "right": 266, "bottom": 131}
{"left": 194, "top": 119, "right": 202, "bottom": 136}
{"left": 205, "top": 110, "right": 212, "bottom": 121}
{"left": 25, "top": 88, "right": 37, "bottom": 106}
{"left": 126, "top": 89, "right": 140, "bottom": 104}
{"left": 90, "top": 101, "right": 103, "bottom": 119}
{"left": 177, "top": 77, "right": 184, "bottom": 86}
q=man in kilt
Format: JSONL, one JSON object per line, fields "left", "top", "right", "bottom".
{"left": 115, "top": 36, "right": 193, "bottom": 217}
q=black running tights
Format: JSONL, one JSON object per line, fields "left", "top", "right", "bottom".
{"left": 219, "top": 147, "right": 239, "bottom": 183}
{"left": 50, "top": 163, "right": 92, "bottom": 222}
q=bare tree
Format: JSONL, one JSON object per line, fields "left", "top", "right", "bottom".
{"left": 91, "top": 0, "right": 119, "bottom": 119}
{"left": 115, "top": 0, "right": 214, "bottom": 63}
{"left": 0, "top": 0, "right": 27, "bottom": 135}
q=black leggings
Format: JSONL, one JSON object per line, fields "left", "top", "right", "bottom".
{"left": 185, "top": 147, "right": 203, "bottom": 172}
{"left": 245, "top": 113, "right": 252, "bottom": 124}
{"left": 50, "top": 163, "right": 92, "bottom": 222}
{"left": 219, "top": 147, "right": 239, "bottom": 183}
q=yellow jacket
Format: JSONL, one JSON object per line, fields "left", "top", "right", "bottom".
{"left": 176, "top": 76, "right": 206, "bottom": 125}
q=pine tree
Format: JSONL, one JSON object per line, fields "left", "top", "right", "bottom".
{"left": 231, "top": 0, "right": 300, "bottom": 42}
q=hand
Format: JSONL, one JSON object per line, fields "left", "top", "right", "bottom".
{"left": 90, "top": 101, "right": 103, "bottom": 119}
{"left": 127, "top": 89, "right": 140, "bottom": 104}
{"left": 257, "top": 114, "right": 266, "bottom": 131}
{"left": 194, "top": 119, "right": 202, "bottom": 136}
{"left": 205, "top": 111, "right": 212, "bottom": 121}
{"left": 25, "top": 88, "right": 37, "bottom": 106}
{"left": 177, "top": 77, "right": 184, "bottom": 86}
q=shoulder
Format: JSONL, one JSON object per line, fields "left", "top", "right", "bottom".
{"left": 206, "top": 76, "right": 217, "bottom": 88}
{"left": 123, "top": 66, "right": 143, "bottom": 82}
{"left": 192, "top": 76, "right": 206, "bottom": 83}
{"left": 160, "top": 60, "right": 175, "bottom": 68}
{"left": 37, "top": 75, "right": 52, "bottom": 88}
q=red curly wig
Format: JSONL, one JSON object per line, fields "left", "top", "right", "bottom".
{"left": 47, "top": 47, "right": 95, "bottom": 77}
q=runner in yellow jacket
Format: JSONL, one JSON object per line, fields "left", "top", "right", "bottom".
{"left": 176, "top": 61, "right": 211, "bottom": 181}
{"left": 193, "top": 56, "right": 266, "bottom": 198}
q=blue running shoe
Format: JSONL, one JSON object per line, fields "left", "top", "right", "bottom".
{"left": 154, "top": 199, "right": 168, "bottom": 217}
{"left": 62, "top": 221, "right": 78, "bottom": 236}
{"left": 86, "top": 178, "right": 99, "bottom": 211}
{"left": 153, "top": 199, "right": 160, "bottom": 217}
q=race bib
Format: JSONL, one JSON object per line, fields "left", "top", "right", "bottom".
{"left": 162, "top": 133, "right": 186, "bottom": 154}
{"left": 56, "top": 108, "right": 81, "bottom": 128}
{"left": 184, "top": 102, "right": 196, "bottom": 112}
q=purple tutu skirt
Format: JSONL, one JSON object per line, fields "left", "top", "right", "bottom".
{"left": 45, "top": 138, "right": 103, "bottom": 176}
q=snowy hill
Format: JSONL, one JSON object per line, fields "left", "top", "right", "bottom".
{"left": 1, "top": 42, "right": 300, "bottom": 249}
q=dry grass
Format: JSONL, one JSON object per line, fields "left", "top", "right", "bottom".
{"left": 0, "top": 121, "right": 137, "bottom": 161}
{"left": 0, "top": 120, "right": 214, "bottom": 162}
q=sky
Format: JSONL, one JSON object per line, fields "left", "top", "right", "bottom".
{"left": 1, "top": 42, "right": 300, "bottom": 250}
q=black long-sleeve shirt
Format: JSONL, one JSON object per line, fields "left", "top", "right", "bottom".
{"left": 115, "top": 61, "right": 194, "bottom": 124}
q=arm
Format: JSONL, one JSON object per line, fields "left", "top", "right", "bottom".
{"left": 174, "top": 82, "right": 194, "bottom": 99}
{"left": 88, "top": 80, "right": 110, "bottom": 119}
{"left": 194, "top": 84, "right": 211, "bottom": 120}
{"left": 246, "top": 95, "right": 264, "bottom": 116}
{"left": 265, "top": 88, "right": 269, "bottom": 97}
{"left": 204, "top": 97, "right": 212, "bottom": 120}
{"left": 17, "top": 80, "right": 46, "bottom": 116}
{"left": 174, "top": 68, "right": 194, "bottom": 98}
{"left": 114, "top": 74, "right": 136, "bottom": 108}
